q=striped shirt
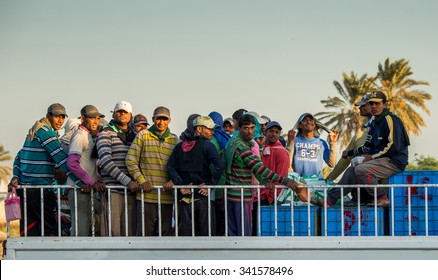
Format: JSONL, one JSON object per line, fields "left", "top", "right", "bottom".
{"left": 125, "top": 129, "right": 179, "bottom": 204}
{"left": 225, "top": 134, "right": 289, "bottom": 202}
{"left": 96, "top": 128, "right": 133, "bottom": 188}
{"left": 13, "top": 125, "right": 82, "bottom": 186}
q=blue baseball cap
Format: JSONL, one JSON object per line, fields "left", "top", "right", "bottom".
{"left": 266, "top": 121, "right": 282, "bottom": 131}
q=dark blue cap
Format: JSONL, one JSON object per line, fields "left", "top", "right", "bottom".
{"left": 266, "top": 121, "right": 282, "bottom": 131}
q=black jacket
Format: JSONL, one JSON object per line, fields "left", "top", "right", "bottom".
{"left": 348, "top": 108, "right": 409, "bottom": 171}
{"left": 167, "top": 136, "right": 225, "bottom": 200}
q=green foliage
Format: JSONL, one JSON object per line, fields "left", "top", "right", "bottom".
{"left": 406, "top": 155, "right": 438, "bottom": 170}
{"left": 315, "top": 72, "right": 376, "bottom": 149}
{"left": 377, "top": 58, "right": 432, "bottom": 136}
{"left": 317, "top": 58, "right": 432, "bottom": 151}
{"left": 0, "top": 144, "right": 12, "bottom": 185}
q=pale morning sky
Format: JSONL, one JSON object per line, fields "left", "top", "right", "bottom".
{"left": 1, "top": 0, "right": 437, "bottom": 167}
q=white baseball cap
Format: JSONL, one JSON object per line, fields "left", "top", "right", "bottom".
{"left": 113, "top": 101, "right": 132, "bottom": 114}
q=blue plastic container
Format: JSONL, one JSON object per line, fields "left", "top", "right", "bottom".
{"left": 388, "top": 171, "right": 438, "bottom": 207}
{"left": 390, "top": 206, "right": 438, "bottom": 236}
{"left": 321, "top": 206, "right": 385, "bottom": 236}
{"left": 260, "top": 205, "right": 319, "bottom": 236}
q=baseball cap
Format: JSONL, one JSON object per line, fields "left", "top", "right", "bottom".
{"left": 354, "top": 94, "right": 372, "bottom": 106}
{"left": 80, "top": 105, "right": 105, "bottom": 118}
{"left": 47, "top": 103, "right": 67, "bottom": 117}
{"left": 153, "top": 106, "right": 171, "bottom": 119}
{"left": 266, "top": 121, "right": 282, "bottom": 131}
{"left": 297, "top": 112, "right": 314, "bottom": 123}
{"left": 293, "top": 112, "right": 332, "bottom": 135}
{"left": 133, "top": 114, "right": 149, "bottom": 126}
{"left": 247, "top": 111, "right": 265, "bottom": 124}
{"left": 113, "top": 101, "right": 132, "bottom": 114}
{"left": 261, "top": 115, "right": 271, "bottom": 123}
{"left": 193, "top": 116, "right": 218, "bottom": 129}
{"left": 368, "top": 91, "right": 387, "bottom": 103}
{"left": 223, "top": 117, "right": 233, "bottom": 125}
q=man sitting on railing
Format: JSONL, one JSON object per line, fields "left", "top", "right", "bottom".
{"left": 223, "top": 114, "right": 308, "bottom": 236}
{"left": 313, "top": 91, "right": 410, "bottom": 207}
{"left": 314, "top": 94, "right": 374, "bottom": 207}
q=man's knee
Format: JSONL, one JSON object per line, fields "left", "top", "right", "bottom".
{"left": 354, "top": 162, "right": 374, "bottom": 177}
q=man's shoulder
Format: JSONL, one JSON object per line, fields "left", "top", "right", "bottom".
{"left": 387, "top": 112, "right": 404, "bottom": 125}
{"left": 34, "top": 125, "right": 57, "bottom": 141}
{"left": 73, "top": 127, "right": 90, "bottom": 137}
{"left": 97, "top": 127, "right": 119, "bottom": 140}
{"left": 235, "top": 141, "right": 252, "bottom": 154}
{"left": 201, "top": 139, "right": 218, "bottom": 150}
{"left": 36, "top": 125, "right": 55, "bottom": 135}
{"left": 166, "top": 133, "right": 180, "bottom": 145}
{"left": 136, "top": 129, "right": 151, "bottom": 138}
{"left": 168, "top": 132, "right": 179, "bottom": 140}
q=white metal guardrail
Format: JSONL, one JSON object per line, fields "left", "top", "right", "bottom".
{"left": 7, "top": 184, "right": 438, "bottom": 238}
{"left": 4, "top": 184, "right": 438, "bottom": 260}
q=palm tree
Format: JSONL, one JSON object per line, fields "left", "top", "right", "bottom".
{"left": 315, "top": 72, "right": 376, "bottom": 148}
{"left": 0, "top": 144, "right": 12, "bottom": 185}
{"left": 377, "top": 58, "right": 432, "bottom": 136}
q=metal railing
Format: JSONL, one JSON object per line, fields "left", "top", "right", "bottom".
{"left": 9, "top": 183, "right": 438, "bottom": 238}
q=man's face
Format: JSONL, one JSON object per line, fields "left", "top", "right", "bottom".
{"left": 223, "top": 122, "right": 235, "bottom": 135}
{"left": 134, "top": 123, "right": 148, "bottom": 133}
{"left": 47, "top": 114, "right": 66, "bottom": 131}
{"left": 298, "top": 115, "right": 315, "bottom": 133}
{"left": 113, "top": 110, "right": 132, "bottom": 125}
{"left": 82, "top": 116, "right": 100, "bottom": 131}
{"left": 266, "top": 126, "right": 281, "bottom": 144}
{"left": 233, "top": 119, "right": 239, "bottom": 130}
{"left": 255, "top": 134, "right": 265, "bottom": 147}
{"left": 197, "top": 126, "right": 214, "bottom": 140}
{"left": 369, "top": 101, "right": 385, "bottom": 116}
{"left": 153, "top": 116, "right": 171, "bottom": 134}
{"left": 260, "top": 123, "right": 267, "bottom": 134}
{"left": 238, "top": 123, "right": 255, "bottom": 140}
{"left": 359, "top": 103, "right": 372, "bottom": 117}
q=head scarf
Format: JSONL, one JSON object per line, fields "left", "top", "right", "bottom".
{"left": 179, "top": 113, "right": 201, "bottom": 141}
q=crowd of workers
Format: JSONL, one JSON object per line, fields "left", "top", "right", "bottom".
{"left": 8, "top": 91, "right": 409, "bottom": 237}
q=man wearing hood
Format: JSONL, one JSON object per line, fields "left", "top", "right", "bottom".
{"left": 208, "top": 111, "right": 231, "bottom": 152}
{"left": 207, "top": 111, "right": 230, "bottom": 236}
{"left": 9, "top": 103, "right": 86, "bottom": 236}
{"left": 167, "top": 116, "right": 224, "bottom": 236}
{"left": 287, "top": 113, "right": 339, "bottom": 179}
{"left": 126, "top": 106, "right": 179, "bottom": 236}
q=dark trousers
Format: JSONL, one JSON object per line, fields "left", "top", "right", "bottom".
{"left": 214, "top": 199, "right": 225, "bottom": 236}
{"left": 227, "top": 200, "right": 252, "bottom": 236}
{"left": 327, "top": 164, "right": 393, "bottom": 205}
{"left": 136, "top": 202, "right": 174, "bottom": 236}
{"left": 178, "top": 199, "right": 211, "bottom": 236}
{"left": 18, "top": 188, "right": 58, "bottom": 236}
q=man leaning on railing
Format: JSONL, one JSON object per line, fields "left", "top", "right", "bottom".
{"left": 9, "top": 103, "right": 88, "bottom": 236}
{"left": 223, "top": 114, "right": 308, "bottom": 236}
